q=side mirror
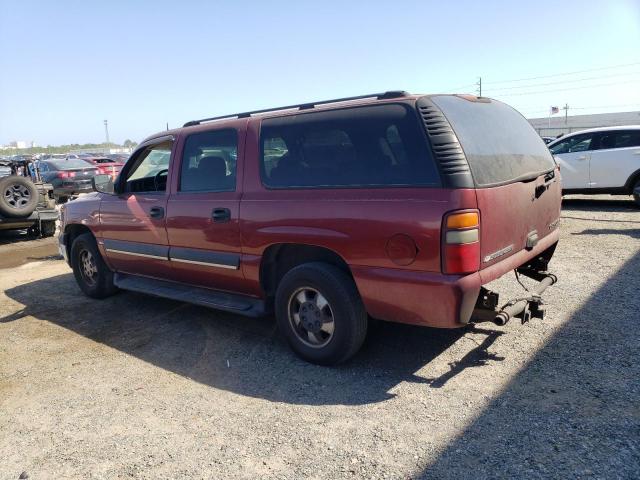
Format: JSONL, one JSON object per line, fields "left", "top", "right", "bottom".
{"left": 92, "top": 174, "right": 115, "bottom": 194}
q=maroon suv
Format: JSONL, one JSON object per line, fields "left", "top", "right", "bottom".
{"left": 58, "top": 91, "right": 561, "bottom": 365}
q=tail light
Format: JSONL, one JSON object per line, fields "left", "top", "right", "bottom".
{"left": 97, "top": 166, "right": 117, "bottom": 176}
{"left": 57, "top": 171, "right": 76, "bottom": 178}
{"left": 442, "top": 210, "right": 480, "bottom": 274}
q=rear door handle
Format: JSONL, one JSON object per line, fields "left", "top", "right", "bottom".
{"left": 577, "top": 155, "right": 587, "bottom": 160}
{"left": 149, "top": 206, "right": 165, "bottom": 219}
{"left": 212, "top": 207, "right": 231, "bottom": 223}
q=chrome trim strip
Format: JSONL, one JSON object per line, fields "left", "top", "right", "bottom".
{"left": 483, "top": 244, "right": 515, "bottom": 263}
{"left": 170, "top": 257, "right": 239, "bottom": 270}
{"left": 106, "top": 248, "right": 168, "bottom": 261}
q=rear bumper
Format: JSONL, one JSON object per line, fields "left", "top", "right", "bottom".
{"left": 54, "top": 184, "right": 94, "bottom": 197}
{"left": 352, "top": 229, "right": 560, "bottom": 328}
{"left": 0, "top": 208, "right": 58, "bottom": 230}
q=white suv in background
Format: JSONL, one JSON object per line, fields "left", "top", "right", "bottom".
{"left": 548, "top": 125, "right": 640, "bottom": 206}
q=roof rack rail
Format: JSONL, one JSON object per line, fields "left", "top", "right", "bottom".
{"left": 182, "top": 90, "right": 409, "bottom": 127}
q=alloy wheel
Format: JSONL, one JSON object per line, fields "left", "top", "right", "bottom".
{"left": 288, "top": 287, "right": 335, "bottom": 348}
{"left": 79, "top": 249, "right": 98, "bottom": 287}
{"left": 3, "top": 183, "right": 31, "bottom": 210}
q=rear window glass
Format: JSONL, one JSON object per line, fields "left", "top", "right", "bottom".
{"left": 260, "top": 104, "right": 439, "bottom": 188}
{"left": 47, "top": 159, "right": 93, "bottom": 169}
{"left": 431, "top": 96, "right": 556, "bottom": 186}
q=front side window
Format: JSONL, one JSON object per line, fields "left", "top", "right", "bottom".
{"left": 124, "top": 141, "right": 172, "bottom": 193}
{"left": 180, "top": 129, "right": 237, "bottom": 192}
{"left": 549, "top": 134, "right": 594, "bottom": 154}
{"left": 260, "top": 104, "right": 440, "bottom": 188}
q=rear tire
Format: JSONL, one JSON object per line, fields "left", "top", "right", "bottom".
{"left": 275, "top": 262, "right": 367, "bottom": 365}
{"left": 633, "top": 180, "right": 640, "bottom": 208}
{"left": 71, "top": 233, "right": 118, "bottom": 299}
{"left": 0, "top": 176, "right": 38, "bottom": 218}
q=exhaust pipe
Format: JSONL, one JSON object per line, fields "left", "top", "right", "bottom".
{"left": 493, "top": 273, "right": 557, "bottom": 326}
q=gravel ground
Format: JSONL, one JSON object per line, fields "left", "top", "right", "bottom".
{"left": 0, "top": 195, "right": 638, "bottom": 479}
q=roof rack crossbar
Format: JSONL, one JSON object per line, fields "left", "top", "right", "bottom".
{"left": 182, "top": 90, "right": 408, "bottom": 127}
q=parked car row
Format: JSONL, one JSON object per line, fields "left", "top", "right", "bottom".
{"left": 0, "top": 157, "right": 58, "bottom": 236}
{"left": 1, "top": 153, "right": 129, "bottom": 204}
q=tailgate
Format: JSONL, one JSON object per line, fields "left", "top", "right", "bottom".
{"left": 476, "top": 169, "right": 561, "bottom": 267}
{"left": 428, "top": 95, "right": 561, "bottom": 267}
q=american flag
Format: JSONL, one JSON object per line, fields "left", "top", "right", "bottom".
{"left": 550, "top": 106, "right": 559, "bottom": 115}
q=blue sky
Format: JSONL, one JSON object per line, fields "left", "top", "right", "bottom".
{"left": 1, "top": 0, "right": 639, "bottom": 146}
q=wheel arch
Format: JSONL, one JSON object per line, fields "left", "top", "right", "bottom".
{"left": 63, "top": 223, "right": 95, "bottom": 261}
{"left": 259, "top": 243, "right": 354, "bottom": 299}
{"left": 625, "top": 168, "right": 640, "bottom": 193}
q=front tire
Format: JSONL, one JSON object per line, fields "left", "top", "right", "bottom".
{"left": 275, "top": 262, "right": 367, "bottom": 365}
{"left": 71, "top": 233, "right": 118, "bottom": 299}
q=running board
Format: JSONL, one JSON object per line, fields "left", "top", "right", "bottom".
{"left": 113, "top": 273, "right": 267, "bottom": 317}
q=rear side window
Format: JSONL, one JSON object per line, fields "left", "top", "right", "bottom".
{"left": 597, "top": 130, "right": 640, "bottom": 150}
{"left": 180, "top": 129, "right": 237, "bottom": 192}
{"left": 431, "top": 96, "right": 556, "bottom": 187}
{"left": 260, "top": 104, "right": 439, "bottom": 188}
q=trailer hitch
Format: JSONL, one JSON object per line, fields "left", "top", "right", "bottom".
{"left": 471, "top": 271, "right": 557, "bottom": 326}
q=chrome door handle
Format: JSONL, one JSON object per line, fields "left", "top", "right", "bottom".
{"left": 577, "top": 155, "right": 587, "bottom": 160}
{"left": 212, "top": 207, "right": 231, "bottom": 223}
{"left": 149, "top": 206, "right": 165, "bottom": 219}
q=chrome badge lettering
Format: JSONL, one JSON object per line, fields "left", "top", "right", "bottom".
{"left": 484, "top": 244, "right": 514, "bottom": 263}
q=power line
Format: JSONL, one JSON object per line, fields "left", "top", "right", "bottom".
{"left": 489, "top": 78, "right": 640, "bottom": 97}
{"left": 443, "top": 83, "right": 477, "bottom": 92}
{"left": 519, "top": 103, "right": 640, "bottom": 118}
{"left": 483, "top": 61, "right": 640, "bottom": 85}
{"left": 516, "top": 102, "right": 640, "bottom": 112}
{"left": 570, "top": 103, "right": 640, "bottom": 110}
{"left": 483, "top": 70, "right": 640, "bottom": 92}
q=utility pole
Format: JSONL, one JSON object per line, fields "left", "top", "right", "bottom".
{"left": 562, "top": 104, "right": 569, "bottom": 125}
{"left": 104, "top": 119, "right": 110, "bottom": 153}
{"left": 476, "top": 77, "right": 482, "bottom": 97}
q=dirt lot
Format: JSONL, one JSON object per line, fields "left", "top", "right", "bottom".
{"left": 0, "top": 196, "right": 639, "bottom": 479}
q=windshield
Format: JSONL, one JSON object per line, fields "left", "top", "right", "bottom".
{"left": 48, "top": 159, "right": 94, "bottom": 170}
{"left": 431, "top": 96, "right": 556, "bottom": 187}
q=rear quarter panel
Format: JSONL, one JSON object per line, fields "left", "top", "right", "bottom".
{"left": 240, "top": 118, "right": 479, "bottom": 325}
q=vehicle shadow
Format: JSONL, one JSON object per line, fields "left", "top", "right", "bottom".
{"left": 1, "top": 272, "right": 497, "bottom": 406}
{"left": 419, "top": 250, "right": 640, "bottom": 478}
{"left": 562, "top": 196, "right": 637, "bottom": 212}
{"left": 423, "top": 325, "right": 505, "bottom": 388}
{"left": 573, "top": 228, "right": 640, "bottom": 239}
{"left": 0, "top": 229, "right": 30, "bottom": 245}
